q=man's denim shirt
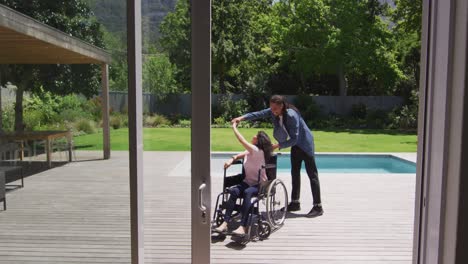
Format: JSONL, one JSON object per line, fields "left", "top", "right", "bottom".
{"left": 243, "top": 108, "right": 315, "bottom": 157}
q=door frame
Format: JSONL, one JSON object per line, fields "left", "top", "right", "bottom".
{"left": 414, "top": 0, "right": 468, "bottom": 263}
{"left": 191, "top": 0, "right": 212, "bottom": 263}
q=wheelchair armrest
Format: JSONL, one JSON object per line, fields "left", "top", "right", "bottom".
{"left": 223, "top": 159, "right": 243, "bottom": 174}
{"left": 232, "top": 159, "right": 243, "bottom": 165}
{"left": 262, "top": 164, "right": 276, "bottom": 169}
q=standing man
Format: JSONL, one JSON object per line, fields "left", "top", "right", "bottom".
{"left": 232, "top": 95, "right": 323, "bottom": 217}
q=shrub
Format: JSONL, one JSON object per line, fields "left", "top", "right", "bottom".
{"left": 144, "top": 114, "right": 170, "bottom": 127}
{"left": 350, "top": 103, "right": 367, "bottom": 119}
{"left": 311, "top": 115, "right": 345, "bottom": 129}
{"left": 86, "top": 96, "right": 102, "bottom": 121}
{"left": 178, "top": 119, "right": 191, "bottom": 128}
{"left": 388, "top": 89, "right": 418, "bottom": 130}
{"left": 238, "top": 121, "right": 252, "bottom": 128}
{"left": 24, "top": 91, "right": 57, "bottom": 124}
{"left": 258, "top": 122, "right": 273, "bottom": 128}
{"left": 388, "top": 105, "right": 418, "bottom": 130}
{"left": 1, "top": 105, "right": 14, "bottom": 131}
{"left": 218, "top": 94, "right": 249, "bottom": 121}
{"left": 366, "top": 109, "right": 389, "bottom": 129}
{"left": 59, "top": 94, "right": 86, "bottom": 110}
{"left": 213, "top": 116, "right": 226, "bottom": 127}
{"left": 211, "top": 103, "right": 223, "bottom": 122}
{"left": 60, "top": 108, "right": 90, "bottom": 122}
{"left": 23, "top": 110, "right": 43, "bottom": 130}
{"left": 143, "top": 115, "right": 153, "bottom": 127}
{"left": 74, "top": 119, "right": 96, "bottom": 134}
{"left": 294, "top": 96, "right": 321, "bottom": 122}
{"left": 110, "top": 115, "right": 122, "bottom": 129}
{"left": 167, "top": 113, "right": 191, "bottom": 125}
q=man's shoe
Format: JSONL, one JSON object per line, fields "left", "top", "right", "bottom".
{"left": 307, "top": 206, "right": 324, "bottom": 218}
{"left": 286, "top": 202, "right": 301, "bottom": 212}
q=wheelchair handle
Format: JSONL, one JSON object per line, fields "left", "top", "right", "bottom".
{"left": 198, "top": 183, "right": 207, "bottom": 212}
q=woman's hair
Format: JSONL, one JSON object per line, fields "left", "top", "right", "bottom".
{"left": 269, "top": 95, "right": 300, "bottom": 115}
{"left": 255, "top": 131, "right": 273, "bottom": 163}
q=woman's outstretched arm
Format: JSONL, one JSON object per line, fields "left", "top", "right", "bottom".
{"left": 232, "top": 108, "right": 271, "bottom": 124}
{"left": 232, "top": 122, "right": 256, "bottom": 153}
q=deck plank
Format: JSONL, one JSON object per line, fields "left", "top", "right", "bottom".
{"left": 0, "top": 151, "right": 415, "bottom": 263}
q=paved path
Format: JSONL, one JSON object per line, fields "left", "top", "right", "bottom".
{"left": 0, "top": 151, "right": 416, "bottom": 263}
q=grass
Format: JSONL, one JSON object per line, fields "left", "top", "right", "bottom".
{"left": 74, "top": 128, "right": 417, "bottom": 152}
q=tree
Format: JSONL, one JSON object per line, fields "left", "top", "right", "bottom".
{"left": 159, "top": 0, "right": 191, "bottom": 92}
{"left": 160, "top": 0, "right": 275, "bottom": 99}
{"left": 102, "top": 30, "right": 128, "bottom": 91}
{"left": 211, "top": 0, "right": 274, "bottom": 94}
{"left": 274, "top": 0, "right": 402, "bottom": 96}
{"left": 392, "top": 0, "right": 422, "bottom": 101}
{"left": 272, "top": 0, "right": 333, "bottom": 94}
{"left": 0, "top": 0, "right": 105, "bottom": 131}
{"left": 143, "top": 47, "right": 178, "bottom": 99}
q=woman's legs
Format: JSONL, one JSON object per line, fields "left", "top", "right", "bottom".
{"left": 231, "top": 185, "right": 258, "bottom": 235}
{"left": 216, "top": 182, "right": 262, "bottom": 234}
{"left": 289, "top": 146, "right": 304, "bottom": 210}
{"left": 240, "top": 186, "right": 258, "bottom": 226}
{"left": 303, "top": 151, "right": 323, "bottom": 217}
{"left": 215, "top": 182, "right": 248, "bottom": 233}
{"left": 223, "top": 182, "right": 248, "bottom": 222}
{"left": 290, "top": 146, "right": 303, "bottom": 201}
{"left": 303, "top": 154, "right": 322, "bottom": 205}
{"left": 291, "top": 146, "right": 324, "bottom": 216}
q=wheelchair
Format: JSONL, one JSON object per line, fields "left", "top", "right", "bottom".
{"left": 211, "top": 154, "right": 288, "bottom": 244}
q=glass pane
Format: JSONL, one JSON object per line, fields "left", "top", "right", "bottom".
{"left": 0, "top": 1, "right": 130, "bottom": 263}
{"left": 140, "top": 0, "right": 192, "bottom": 263}
{"left": 210, "top": 0, "right": 419, "bottom": 263}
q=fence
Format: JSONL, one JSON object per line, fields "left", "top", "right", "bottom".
{"left": 106, "top": 92, "right": 404, "bottom": 117}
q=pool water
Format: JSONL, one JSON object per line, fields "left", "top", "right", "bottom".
{"left": 212, "top": 154, "right": 416, "bottom": 174}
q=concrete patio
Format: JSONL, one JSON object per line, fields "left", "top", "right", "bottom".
{"left": 0, "top": 151, "right": 416, "bottom": 263}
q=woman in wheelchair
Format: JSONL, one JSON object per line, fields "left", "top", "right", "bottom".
{"left": 213, "top": 121, "right": 273, "bottom": 236}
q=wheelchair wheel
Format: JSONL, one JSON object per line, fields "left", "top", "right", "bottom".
{"left": 215, "top": 213, "right": 224, "bottom": 226}
{"left": 266, "top": 179, "right": 288, "bottom": 228}
{"left": 258, "top": 221, "right": 271, "bottom": 240}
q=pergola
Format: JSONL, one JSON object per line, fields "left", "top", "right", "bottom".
{"left": 0, "top": 4, "right": 112, "bottom": 159}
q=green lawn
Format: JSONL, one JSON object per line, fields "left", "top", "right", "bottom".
{"left": 74, "top": 128, "right": 417, "bottom": 152}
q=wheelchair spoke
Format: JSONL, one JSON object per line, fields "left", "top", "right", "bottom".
{"left": 266, "top": 179, "right": 288, "bottom": 228}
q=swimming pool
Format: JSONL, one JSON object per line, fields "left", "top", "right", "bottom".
{"left": 211, "top": 153, "right": 416, "bottom": 174}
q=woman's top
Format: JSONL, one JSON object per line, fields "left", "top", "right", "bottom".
{"left": 242, "top": 146, "right": 268, "bottom": 186}
{"left": 243, "top": 108, "right": 315, "bottom": 157}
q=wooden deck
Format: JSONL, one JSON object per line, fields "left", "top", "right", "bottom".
{"left": 0, "top": 151, "right": 415, "bottom": 263}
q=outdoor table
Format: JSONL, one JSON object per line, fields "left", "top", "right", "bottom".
{"left": 1, "top": 131, "right": 73, "bottom": 168}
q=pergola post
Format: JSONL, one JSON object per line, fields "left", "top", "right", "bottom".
{"left": 101, "top": 63, "right": 110, "bottom": 159}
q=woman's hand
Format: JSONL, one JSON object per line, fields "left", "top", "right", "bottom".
{"left": 272, "top": 143, "right": 280, "bottom": 150}
{"left": 231, "top": 117, "right": 242, "bottom": 124}
{"left": 224, "top": 158, "right": 234, "bottom": 169}
{"left": 232, "top": 121, "right": 238, "bottom": 129}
